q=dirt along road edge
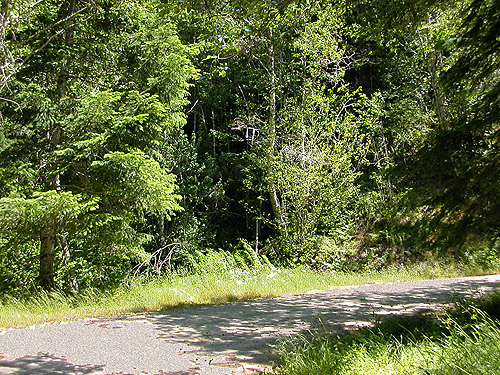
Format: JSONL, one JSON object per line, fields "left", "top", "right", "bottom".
{"left": 1, "top": 274, "right": 500, "bottom": 375}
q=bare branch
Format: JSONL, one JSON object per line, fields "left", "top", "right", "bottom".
{"left": 0, "top": 95, "right": 19, "bottom": 109}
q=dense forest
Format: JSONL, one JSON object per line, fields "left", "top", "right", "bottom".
{"left": 0, "top": 0, "right": 498, "bottom": 296}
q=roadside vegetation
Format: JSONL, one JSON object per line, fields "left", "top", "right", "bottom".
{"left": 273, "top": 289, "right": 500, "bottom": 375}
{"left": 1, "top": 0, "right": 499, "bottom": 301}
{"left": 0, "top": 4, "right": 498, "bottom": 373}
{"left": 1, "top": 248, "right": 498, "bottom": 329}
{"left": 0, "top": 0, "right": 498, "bottom": 342}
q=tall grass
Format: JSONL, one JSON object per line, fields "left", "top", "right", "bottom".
{"left": 0, "top": 249, "right": 497, "bottom": 329}
{"left": 274, "top": 292, "right": 500, "bottom": 375}
{"left": 430, "top": 313, "right": 500, "bottom": 375}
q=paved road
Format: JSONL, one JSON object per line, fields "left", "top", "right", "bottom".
{"left": 1, "top": 274, "right": 500, "bottom": 375}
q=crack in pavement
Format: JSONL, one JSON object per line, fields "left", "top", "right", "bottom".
{"left": 1, "top": 274, "right": 499, "bottom": 375}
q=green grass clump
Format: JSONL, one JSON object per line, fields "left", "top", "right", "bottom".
{"left": 274, "top": 291, "right": 500, "bottom": 375}
{"left": 430, "top": 314, "right": 500, "bottom": 375}
{"left": 274, "top": 316, "right": 437, "bottom": 375}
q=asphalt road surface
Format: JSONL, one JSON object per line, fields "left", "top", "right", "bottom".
{"left": 1, "top": 274, "right": 500, "bottom": 375}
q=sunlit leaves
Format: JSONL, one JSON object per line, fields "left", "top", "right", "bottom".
{"left": 0, "top": 191, "right": 99, "bottom": 235}
{"left": 92, "top": 150, "right": 182, "bottom": 219}
{"left": 0, "top": 0, "right": 197, "bottom": 292}
{"left": 63, "top": 90, "right": 168, "bottom": 157}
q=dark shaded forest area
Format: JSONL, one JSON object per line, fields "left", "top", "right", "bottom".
{"left": 0, "top": 0, "right": 498, "bottom": 296}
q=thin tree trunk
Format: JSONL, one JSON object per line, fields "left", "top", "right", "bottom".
{"left": 255, "top": 217, "right": 260, "bottom": 255}
{"left": 430, "top": 50, "right": 448, "bottom": 130}
{"left": 0, "top": 1, "right": 10, "bottom": 48}
{"left": 266, "top": 25, "right": 286, "bottom": 234}
{"left": 0, "top": 0, "right": 11, "bottom": 91}
{"left": 0, "top": 1, "right": 9, "bottom": 35}
{"left": 255, "top": 199, "right": 262, "bottom": 255}
{"left": 38, "top": 225, "right": 56, "bottom": 289}
{"left": 211, "top": 110, "right": 216, "bottom": 155}
{"left": 38, "top": 0, "right": 76, "bottom": 290}
{"left": 57, "top": 0, "right": 75, "bottom": 98}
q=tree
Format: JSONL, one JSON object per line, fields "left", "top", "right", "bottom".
{"left": 169, "top": 1, "right": 382, "bottom": 263}
{"left": 349, "top": 0, "right": 499, "bottom": 258}
{"left": 0, "top": 0, "right": 196, "bottom": 291}
{"left": 413, "top": 0, "right": 500, "bottom": 248}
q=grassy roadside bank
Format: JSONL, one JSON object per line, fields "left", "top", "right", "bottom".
{"left": 1, "top": 260, "right": 498, "bottom": 330}
{"left": 273, "top": 290, "right": 500, "bottom": 375}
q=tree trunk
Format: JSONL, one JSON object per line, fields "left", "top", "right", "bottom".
{"left": 38, "top": 0, "right": 76, "bottom": 290}
{"left": 0, "top": 1, "right": 10, "bottom": 47}
{"left": 266, "top": 25, "right": 286, "bottom": 234}
{"left": 430, "top": 50, "right": 448, "bottom": 130}
{"left": 57, "top": 0, "right": 76, "bottom": 98}
{"left": 0, "top": 0, "right": 11, "bottom": 91}
{"left": 38, "top": 225, "right": 56, "bottom": 290}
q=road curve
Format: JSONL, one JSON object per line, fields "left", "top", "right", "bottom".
{"left": 1, "top": 274, "right": 500, "bottom": 375}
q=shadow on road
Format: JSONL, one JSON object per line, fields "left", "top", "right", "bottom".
{"left": 145, "top": 276, "right": 500, "bottom": 364}
{"left": 0, "top": 354, "right": 103, "bottom": 375}
{"left": 1, "top": 276, "right": 499, "bottom": 374}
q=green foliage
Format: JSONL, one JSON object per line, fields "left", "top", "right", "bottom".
{"left": 0, "top": 191, "right": 98, "bottom": 294}
{"left": 0, "top": 191, "right": 98, "bottom": 234}
{"left": 271, "top": 88, "right": 380, "bottom": 257}
{"left": 0, "top": 240, "right": 39, "bottom": 297}
{"left": 426, "top": 0, "right": 500, "bottom": 245}
{"left": 92, "top": 150, "right": 182, "bottom": 218}
{"left": 274, "top": 291, "right": 500, "bottom": 375}
{"left": 0, "top": 0, "right": 498, "bottom": 295}
{"left": 0, "top": 0, "right": 196, "bottom": 292}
